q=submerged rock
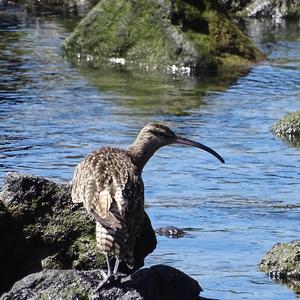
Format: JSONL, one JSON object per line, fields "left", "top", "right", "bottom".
{"left": 244, "top": 0, "right": 300, "bottom": 22}
{"left": 155, "top": 226, "right": 186, "bottom": 238}
{"left": 0, "top": 172, "right": 104, "bottom": 294}
{"left": 0, "top": 172, "right": 156, "bottom": 294}
{"left": 63, "top": 0, "right": 264, "bottom": 75}
{"left": 259, "top": 240, "right": 300, "bottom": 293}
{"left": 223, "top": 0, "right": 300, "bottom": 23}
{"left": 19, "top": 0, "right": 97, "bottom": 16}
{"left": 1, "top": 265, "right": 203, "bottom": 300}
{"left": 271, "top": 111, "right": 300, "bottom": 147}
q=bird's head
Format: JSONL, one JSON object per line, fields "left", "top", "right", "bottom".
{"left": 137, "top": 123, "right": 178, "bottom": 147}
{"left": 131, "top": 123, "right": 224, "bottom": 164}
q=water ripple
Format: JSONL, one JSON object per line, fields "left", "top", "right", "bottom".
{"left": 0, "top": 7, "right": 299, "bottom": 300}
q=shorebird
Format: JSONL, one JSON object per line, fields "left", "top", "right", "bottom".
{"left": 71, "top": 123, "right": 224, "bottom": 290}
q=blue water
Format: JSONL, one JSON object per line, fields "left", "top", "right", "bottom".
{"left": 1, "top": 5, "right": 300, "bottom": 299}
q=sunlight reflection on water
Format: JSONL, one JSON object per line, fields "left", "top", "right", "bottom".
{"left": 0, "top": 6, "right": 300, "bottom": 300}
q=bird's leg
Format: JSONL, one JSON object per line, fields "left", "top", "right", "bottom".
{"left": 113, "top": 258, "right": 120, "bottom": 275}
{"left": 94, "top": 254, "right": 113, "bottom": 292}
{"left": 112, "top": 258, "right": 130, "bottom": 282}
{"left": 106, "top": 253, "right": 113, "bottom": 278}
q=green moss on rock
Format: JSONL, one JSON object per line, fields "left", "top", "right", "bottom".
{"left": 63, "top": 0, "right": 265, "bottom": 74}
{"left": 259, "top": 240, "right": 300, "bottom": 292}
{"left": 272, "top": 111, "right": 300, "bottom": 147}
{"left": 240, "top": 0, "right": 300, "bottom": 20}
{"left": 0, "top": 172, "right": 106, "bottom": 293}
{"left": 0, "top": 172, "right": 156, "bottom": 293}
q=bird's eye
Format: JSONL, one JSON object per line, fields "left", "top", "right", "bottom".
{"left": 157, "top": 132, "right": 165, "bottom": 137}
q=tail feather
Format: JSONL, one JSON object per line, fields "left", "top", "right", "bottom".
{"left": 96, "top": 222, "right": 133, "bottom": 268}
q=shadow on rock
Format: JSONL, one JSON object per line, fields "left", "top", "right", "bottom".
{"left": 1, "top": 265, "right": 204, "bottom": 300}
{"left": 259, "top": 240, "right": 300, "bottom": 293}
{"left": 0, "top": 172, "right": 156, "bottom": 295}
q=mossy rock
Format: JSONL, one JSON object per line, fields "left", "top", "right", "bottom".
{"left": 241, "top": 0, "right": 300, "bottom": 20}
{"left": 0, "top": 172, "right": 156, "bottom": 294}
{"left": 0, "top": 172, "right": 106, "bottom": 294}
{"left": 20, "top": 0, "right": 98, "bottom": 16}
{"left": 2, "top": 266, "right": 203, "bottom": 300}
{"left": 63, "top": 0, "right": 265, "bottom": 74}
{"left": 272, "top": 111, "right": 300, "bottom": 147}
{"left": 259, "top": 240, "right": 300, "bottom": 293}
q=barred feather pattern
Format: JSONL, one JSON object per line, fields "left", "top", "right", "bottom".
{"left": 71, "top": 147, "right": 144, "bottom": 269}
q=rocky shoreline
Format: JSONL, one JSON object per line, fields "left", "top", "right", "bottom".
{"left": 259, "top": 240, "right": 300, "bottom": 293}
{"left": 272, "top": 111, "right": 300, "bottom": 147}
{"left": 2, "top": 172, "right": 300, "bottom": 298}
{"left": 63, "top": 0, "right": 265, "bottom": 75}
{"left": 0, "top": 265, "right": 204, "bottom": 300}
{"left": 0, "top": 172, "right": 156, "bottom": 296}
{"left": 0, "top": 172, "right": 204, "bottom": 299}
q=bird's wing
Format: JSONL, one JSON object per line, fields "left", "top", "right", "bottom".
{"left": 71, "top": 164, "right": 84, "bottom": 203}
{"left": 87, "top": 179, "right": 125, "bottom": 230}
{"left": 89, "top": 183, "right": 121, "bottom": 229}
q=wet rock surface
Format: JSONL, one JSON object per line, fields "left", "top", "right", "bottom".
{"left": 259, "top": 240, "right": 300, "bottom": 293}
{"left": 155, "top": 226, "right": 186, "bottom": 238}
{"left": 0, "top": 172, "right": 156, "bottom": 294}
{"left": 223, "top": 0, "right": 300, "bottom": 23}
{"left": 4, "top": 0, "right": 97, "bottom": 16}
{"left": 243, "top": 0, "right": 300, "bottom": 22}
{"left": 1, "top": 265, "right": 203, "bottom": 300}
{"left": 63, "top": 0, "right": 264, "bottom": 74}
{"left": 271, "top": 111, "right": 300, "bottom": 147}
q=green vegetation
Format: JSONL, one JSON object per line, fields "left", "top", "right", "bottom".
{"left": 1, "top": 173, "right": 106, "bottom": 275}
{"left": 259, "top": 240, "right": 300, "bottom": 293}
{"left": 272, "top": 111, "right": 300, "bottom": 147}
{"left": 63, "top": 0, "right": 265, "bottom": 74}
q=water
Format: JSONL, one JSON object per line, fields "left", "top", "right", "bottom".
{"left": 1, "top": 4, "right": 300, "bottom": 300}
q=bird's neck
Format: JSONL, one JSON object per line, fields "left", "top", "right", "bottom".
{"left": 127, "top": 140, "right": 159, "bottom": 172}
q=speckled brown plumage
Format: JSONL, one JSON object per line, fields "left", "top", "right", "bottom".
{"left": 71, "top": 123, "right": 224, "bottom": 289}
{"left": 72, "top": 147, "right": 144, "bottom": 268}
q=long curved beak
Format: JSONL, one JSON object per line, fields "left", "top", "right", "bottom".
{"left": 175, "top": 137, "right": 225, "bottom": 163}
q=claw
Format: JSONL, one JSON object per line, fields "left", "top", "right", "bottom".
{"left": 93, "top": 256, "right": 122, "bottom": 293}
{"left": 94, "top": 271, "right": 114, "bottom": 292}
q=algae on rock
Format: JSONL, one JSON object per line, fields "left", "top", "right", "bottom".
{"left": 272, "top": 111, "right": 300, "bottom": 147}
{"left": 63, "top": 0, "right": 265, "bottom": 74}
{"left": 243, "top": 0, "right": 300, "bottom": 22}
{"left": 0, "top": 172, "right": 106, "bottom": 294}
{"left": 259, "top": 240, "right": 300, "bottom": 293}
{"left": 0, "top": 172, "right": 156, "bottom": 294}
{"left": 2, "top": 265, "right": 203, "bottom": 300}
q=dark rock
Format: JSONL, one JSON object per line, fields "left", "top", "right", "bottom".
{"left": 1, "top": 265, "right": 203, "bottom": 300}
{"left": 271, "top": 111, "right": 300, "bottom": 147}
{"left": 63, "top": 0, "right": 265, "bottom": 75}
{"left": 0, "top": 202, "right": 35, "bottom": 296}
{"left": 5, "top": 0, "right": 97, "bottom": 17}
{"left": 155, "top": 226, "right": 186, "bottom": 238}
{"left": 0, "top": 172, "right": 104, "bottom": 294}
{"left": 223, "top": 0, "right": 300, "bottom": 23}
{"left": 244, "top": 0, "right": 300, "bottom": 22}
{"left": 222, "top": 0, "right": 249, "bottom": 12}
{"left": 0, "top": 172, "right": 156, "bottom": 294}
{"left": 259, "top": 240, "right": 300, "bottom": 293}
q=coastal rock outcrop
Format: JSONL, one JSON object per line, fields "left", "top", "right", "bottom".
{"left": 259, "top": 240, "right": 300, "bottom": 293}
{"left": 223, "top": 0, "right": 300, "bottom": 22}
{"left": 1, "top": 265, "right": 203, "bottom": 300}
{"left": 271, "top": 111, "right": 300, "bottom": 147}
{"left": 0, "top": 172, "right": 156, "bottom": 294}
{"left": 63, "top": 0, "right": 265, "bottom": 74}
{"left": 155, "top": 226, "right": 186, "bottom": 238}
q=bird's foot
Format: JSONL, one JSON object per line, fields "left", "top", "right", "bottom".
{"left": 94, "top": 271, "right": 113, "bottom": 292}
{"left": 93, "top": 270, "right": 123, "bottom": 295}
{"left": 120, "top": 274, "right": 133, "bottom": 284}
